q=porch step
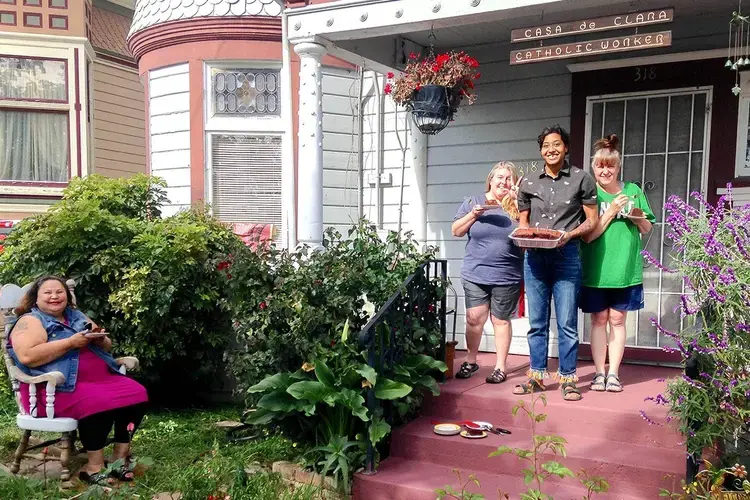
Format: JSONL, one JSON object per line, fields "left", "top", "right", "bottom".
{"left": 353, "top": 457, "right": 645, "bottom": 500}
{"left": 423, "top": 355, "right": 682, "bottom": 449}
{"left": 353, "top": 354, "right": 685, "bottom": 499}
{"left": 389, "top": 416, "right": 682, "bottom": 497}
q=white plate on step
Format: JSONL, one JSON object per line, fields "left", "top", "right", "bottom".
{"left": 460, "top": 430, "right": 487, "bottom": 439}
{"left": 434, "top": 424, "right": 461, "bottom": 436}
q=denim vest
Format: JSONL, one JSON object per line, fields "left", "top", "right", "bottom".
{"left": 7, "top": 307, "right": 121, "bottom": 392}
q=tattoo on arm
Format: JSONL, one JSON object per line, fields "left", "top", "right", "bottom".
{"left": 569, "top": 218, "right": 594, "bottom": 239}
{"left": 14, "top": 319, "right": 29, "bottom": 332}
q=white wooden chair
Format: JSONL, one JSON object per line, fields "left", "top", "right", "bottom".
{"left": 0, "top": 279, "right": 139, "bottom": 480}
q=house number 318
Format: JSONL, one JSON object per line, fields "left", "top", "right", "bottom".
{"left": 634, "top": 66, "right": 656, "bottom": 82}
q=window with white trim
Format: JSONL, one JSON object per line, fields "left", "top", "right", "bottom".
{"left": 0, "top": 56, "right": 70, "bottom": 183}
{"left": 206, "top": 64, "right": 284, "bottom": 246}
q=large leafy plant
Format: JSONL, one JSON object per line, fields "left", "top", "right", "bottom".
{"left": 642, "top": 187, "right": 750, "bottom": 461}
{"left": 0, "top": 175, "right": 269, "bottom": 401}
{"left": 244, "top": 320, "right": 447, "bottom": 493}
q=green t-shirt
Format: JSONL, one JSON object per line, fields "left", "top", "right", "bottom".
{"left": 581, "top": 182, "right": 656, "bottom": 288}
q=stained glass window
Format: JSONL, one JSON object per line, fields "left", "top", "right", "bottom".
{"left": 211, "top": 69, "right": 280, "bottom": 116}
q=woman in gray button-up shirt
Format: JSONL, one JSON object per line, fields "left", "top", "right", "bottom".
{"left": 513, "top": 125, "right": 598, "bottom": 402}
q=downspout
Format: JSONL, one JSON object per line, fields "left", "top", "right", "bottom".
{"left": 280, "top": 7, "right": 296, "bottom": 248}
{"left": 356, "top": 66, "right": 364, "bottom": 218}
{"left": 375, "top": 72, "right": 386, "bottom": 229}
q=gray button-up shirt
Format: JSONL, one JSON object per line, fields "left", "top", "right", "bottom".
{"left": 517, "top": 162, "right": 597, "bottom": 232}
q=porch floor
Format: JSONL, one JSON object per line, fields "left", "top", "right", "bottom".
{"left": 353, "top": 352, "right": 684, "bottom": 499}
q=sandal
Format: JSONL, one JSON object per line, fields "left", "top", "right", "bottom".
{"left": 513, "top": 378, "right": 546, "bottom": 395}
{"left": 456, "top": 362, "right": 479, "bottom": 379}
{"left": 486, "top": 369, "right": 507, "bottom": 384}
{"left": 605, "top": 374, "right": 623, "bottom": 393}
{"left": 561, "top": 381, "right": 582, "bottom": 401}
{"left": 590, "top": 373, "right": 606, "bottom": 392}
{"left": 79, "top": 469, "right": 113, "bottom": 486}
{"left": 109, "top": 464, "right": 135, "bottom": 481}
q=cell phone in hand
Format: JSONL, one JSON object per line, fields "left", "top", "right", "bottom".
{"left": 82, "top": 322, "right": 107, "bottom": 337}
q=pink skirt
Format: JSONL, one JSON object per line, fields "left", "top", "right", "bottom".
{"left": 20, "top": 347, "right": 148, "bottom": 420}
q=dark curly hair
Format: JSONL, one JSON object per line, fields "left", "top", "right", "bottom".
{"left": 537, "top": 124, "right": 571, "bottom": 150}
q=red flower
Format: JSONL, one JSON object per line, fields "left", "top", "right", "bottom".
{"left": 384, "top": 83, "right": 393, "bottom": 94}
{"left": 387, "top": 72, "right": 394, "bottom": 79}
{"left": 42, "top": 447, "right": 49, "bottom": 455}
{"left": 474, "top": 72, "right": 481, "bottom": 79}
{"left": 259, "top": 301, "right": 267, "bottom": 310}
{"left": 127, "top": 422, "right": 135, "bottom": 433}
{"left": 408, "top": 52, "right": 418, "bottom": 60}
{"left": 436, "top": 54, "right": 450, "bottom": 66}
{"left": 415, "top": 84, "right": 422, "bottom": 91}
{"left": 330, "top": 340, "right": 336, "bottom": 347}
{"left": 428, "top": 304, "right": 435, "bottom": 313}
{"left": 227, "top": 274, "right": 232, "bottom": 280}
{"left": 217, "top": 261, "right": 230, "bottom": 271}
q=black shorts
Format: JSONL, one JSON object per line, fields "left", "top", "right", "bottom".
{"left": 579, "top": 284, "right": 644, "bottom": 313}
{"left": 462, "top": 279, "right": 522, "bottom": 320}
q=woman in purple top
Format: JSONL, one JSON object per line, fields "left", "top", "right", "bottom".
{"left": 8, "top": 276, "right": 148, "bottom": 485}
{"left": 451, "top": 162, "right": 523, "bottom": 384}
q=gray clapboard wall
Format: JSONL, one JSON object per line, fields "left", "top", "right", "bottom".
{"left": 361, "top": 73, "right": 414, "bottom": 234}
{"left": 322, "top": 66, "right": 360, "bottom": 236}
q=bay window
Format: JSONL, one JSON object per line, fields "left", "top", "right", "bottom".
{"left": 0, "top": 56, "right": 70, "bottom": 184}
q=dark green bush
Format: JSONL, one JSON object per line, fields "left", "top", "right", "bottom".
{"left": 0, "top": 175, "right": 270, "bottom": 402}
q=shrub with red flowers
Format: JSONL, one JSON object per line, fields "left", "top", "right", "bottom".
{"left": 385, "top": 50, "right": 481, "bottom": 106}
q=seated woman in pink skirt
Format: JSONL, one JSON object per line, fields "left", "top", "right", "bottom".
{"left": 7, "top": 276, "right": 148, "bottom": 485}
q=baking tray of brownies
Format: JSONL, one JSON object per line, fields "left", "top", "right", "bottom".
{"left": 509, "top": 227, "right": 564, "bottom": 249}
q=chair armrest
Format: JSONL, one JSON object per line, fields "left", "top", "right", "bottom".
{"left": 115, "top": 357, "right": 139, "bottom": 374}
{"left": 8, "top": 367, "right": 65, "bottom": 386}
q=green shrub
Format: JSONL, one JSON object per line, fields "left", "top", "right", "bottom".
{"left": 228, "top": 221, "right": 438, "bottom": 395}
{"left": 0, "top": 175, "right": 270, "bottom": 401}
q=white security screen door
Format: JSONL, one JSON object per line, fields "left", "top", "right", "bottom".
{"left": 582, "top": 87, "right": 711, "bottom": 351}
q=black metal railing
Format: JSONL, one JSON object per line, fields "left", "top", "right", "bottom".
{"left": 358, "top": 259, "right": 448, "bottom": 474}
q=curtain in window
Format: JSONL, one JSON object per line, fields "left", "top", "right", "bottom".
{"left": 0, "top": 110, "right": 69, "bottom": 182}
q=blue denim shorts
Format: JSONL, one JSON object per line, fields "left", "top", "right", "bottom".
{"left": 579, "top": 284, "right": 644, "bottom": 313}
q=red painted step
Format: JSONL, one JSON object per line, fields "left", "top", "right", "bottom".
{"left": 389, "top": 416, "right": 682, "bottom": 497}
{"left": 353, "top": 457, "right": 646, "bottom": 500}
{"left": 353, "top": 354, "right": 685, "bottom": 499}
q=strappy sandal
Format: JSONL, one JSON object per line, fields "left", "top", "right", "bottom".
{"left": 561, "top": 381, "right": 582, "bottom": 401}
{"left": 513, "top": 378, "right": 545, "bottom": 395}
{"left": 590, "top": 373, "right": 606, "bottom": 392}
{"left": 109, "top": 464, "right": 135, "bottom": 481}
{"left": 456, "top": 362, "right": 479, "bottom": 379}
{"left": 486, "top": 369, "right": 507, "bottom": 384}
{"left": 605, "top": 374, "right": 623, "bottom": 393}
{"left": 79, "top": 469, "right": 113, "bottom": 486}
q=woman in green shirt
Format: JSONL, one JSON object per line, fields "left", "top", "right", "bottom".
{"left": 581, "top": 134, "right": 655, "bottom": 393}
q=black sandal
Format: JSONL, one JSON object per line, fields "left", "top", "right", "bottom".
{"left": 456, "top": 362, "right": 479, "bottom": 379}
{"left": 79, "top": 470, "right": 112, "bottom": 486}
{"left": 486, "top": 369, "right": 507, "bottom": 384}
{"left": 512, "top": 378, "right": 545, "bottom": 395}
{"left": 109, "top": 465, "right": 134, "bottom": 481}
{"left": 561, "top": 381, "right": 582, "bottom": 401}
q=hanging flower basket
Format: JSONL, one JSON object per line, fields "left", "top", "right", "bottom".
{"left": 385, "top": 50, "right": 480, "bottom": 135}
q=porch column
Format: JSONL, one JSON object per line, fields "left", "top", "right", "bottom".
{"left": 408, "top": 119, "right": 428, "bottom": 246}
{"left": 293, "top": 41, "right": 326, "bottom": 249}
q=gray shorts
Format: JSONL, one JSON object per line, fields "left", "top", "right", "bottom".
{"left": 462, "top": 279, "right": 522, "bottom": 320}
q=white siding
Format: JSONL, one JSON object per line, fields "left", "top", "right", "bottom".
{"left": 148, "top": 64, "right": 191, "bottom": 217}
{"left": 322, "top": 66, "right": 360, "bottom": 235}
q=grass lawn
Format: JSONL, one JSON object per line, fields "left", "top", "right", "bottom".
{"left": 0, "top": 396, "right": 317, "bottom": 500}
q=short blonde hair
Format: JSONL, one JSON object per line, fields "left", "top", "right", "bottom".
{"left": 486, "top": 161, "right": 519, "bottom": 192}
{"left": 592, "top": 134, "right": 621, "bottom": 170}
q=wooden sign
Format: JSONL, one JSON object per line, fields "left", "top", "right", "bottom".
{"left": 511, "top": 8, "right": 674, "bottom": 43}
{"left": 510, "top": 31, "right": 672, "bottom": 65}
